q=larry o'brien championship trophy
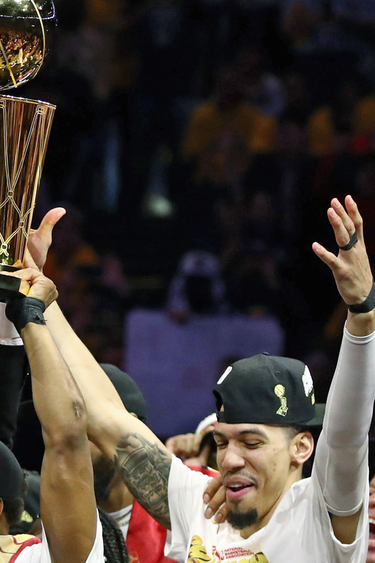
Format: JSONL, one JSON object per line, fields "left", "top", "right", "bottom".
{"left": 0, "top": 0, "right": 56, "bottom": 298}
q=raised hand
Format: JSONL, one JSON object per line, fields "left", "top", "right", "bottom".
{"left": 312, "top": 196, "right": 373, "bottom": 307}
{"left": 26, "top": 207, "right": 66, "bottom": 270}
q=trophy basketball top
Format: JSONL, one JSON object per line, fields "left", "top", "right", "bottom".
{"left": 0, "top": 0, "right": 57, "bottom": 91}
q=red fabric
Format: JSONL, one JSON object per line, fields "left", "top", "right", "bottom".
{"left": 126, "top": 464, "right": 218, "bottom": 563}
{"left": 126, "top": 500, "right": 174, "bottom": 563}
{"left": 186, "top": 465, "right": 218, "bottom": 478}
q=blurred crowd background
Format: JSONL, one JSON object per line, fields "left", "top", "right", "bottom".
{"left": 20, "top": 0, "right": 375, "bottom": 437}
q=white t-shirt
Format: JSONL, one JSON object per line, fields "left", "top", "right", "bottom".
{"left": 166, "top": 328, "right": 375, "bottom": 563}
{"left": 109, "top": 504, "right": 132, "bottom": 541}
{"left": 16, "top": 512, "right": 104, "bottom": 563}
{"left": 166, "top": 456, "right": 368, "bottom": 563}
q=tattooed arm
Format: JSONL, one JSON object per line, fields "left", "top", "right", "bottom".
{"left": 24, "top": 209, "right": 174, "bottom": 527}
{"left": 44, "top": 301, "right": 173, "bottom": 529}
{"left": 116, "top": 434, "right": 172, "bottom": 528}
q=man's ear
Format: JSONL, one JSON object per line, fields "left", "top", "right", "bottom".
{"left": 290, "top": 431, "right": 314, "bottom": 467}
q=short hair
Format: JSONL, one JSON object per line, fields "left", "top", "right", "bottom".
{"left": 2, "top": 496, "right": 25, "bottom": 527}
{"left": 2, "top": 474, "right": 27, "bottom": 527}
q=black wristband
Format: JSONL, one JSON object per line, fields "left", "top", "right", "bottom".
{"left": 348, "top": 283, "right": 375, "bottom": 314}
{"left": 339, "top": 231, "right": 358, "bottom": 251}
{"left": 5, "top": 297, "right": 46, "bottom": 333}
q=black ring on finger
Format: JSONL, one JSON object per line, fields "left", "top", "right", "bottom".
{"left": 339, "top": 231, "right": 358, "bottom": 251}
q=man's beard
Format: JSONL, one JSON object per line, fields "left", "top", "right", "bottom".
{"left": 227, "top": 508, "right": 258, "bottom": 530}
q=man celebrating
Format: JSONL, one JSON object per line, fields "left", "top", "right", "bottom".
{"left": 26, "top": 195, "right": 374, "bottom": 562}
{"left": 0, "top": 268, "right": 104, "bottom": 563}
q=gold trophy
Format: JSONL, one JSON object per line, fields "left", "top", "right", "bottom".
{"left": 0, "top": 0, "right": 57, "bottom": 297}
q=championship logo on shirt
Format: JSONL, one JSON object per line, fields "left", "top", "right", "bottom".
{"left": 188, "top": 536, "right": 269, "bottom": 563}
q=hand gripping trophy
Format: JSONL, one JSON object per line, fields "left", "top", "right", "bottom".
{"left": 0, "top": 0, "right": 56, "bottom": 297}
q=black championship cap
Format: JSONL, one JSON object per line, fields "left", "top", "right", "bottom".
{"left": 214, "top": 354, "right": 325, "bottom": 427}
{"left": 100, "top": 364, "right": 147, "bottom": 422}
{"left": 0, "top": 441, "right": 24, "bottom": 499}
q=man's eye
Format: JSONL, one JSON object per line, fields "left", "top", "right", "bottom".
{"left": 215, "top": 442, "right": 227, "bottom": 449}
{"left": 244, "top": 442, "right": 261, "bottom": 449}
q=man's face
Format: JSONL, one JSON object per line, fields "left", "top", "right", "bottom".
{"left": 214, "top": 422, "right": 297, "bottom": 537}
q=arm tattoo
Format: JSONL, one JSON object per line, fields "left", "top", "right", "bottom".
{"left": 114, "top": 434, "right": 171, "bottom": 529}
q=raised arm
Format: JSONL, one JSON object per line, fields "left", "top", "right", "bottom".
{"left": 2, "top": 269, "right": 100, "bottom": 563}
{"left": 25, "top": 211, "right": 174, "bottom": 528}
{"left": 312, "top": 196, "right": 375, "bottom": 544}
{"left": 44, "top": 300, "right": 173, "bottom": 529}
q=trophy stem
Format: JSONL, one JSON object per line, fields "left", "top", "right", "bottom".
{"left": 0, "top": 95, "right": 55, "bottom": 270}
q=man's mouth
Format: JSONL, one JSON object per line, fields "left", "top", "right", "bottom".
{"left": 225, "top": 477, "right": 256, "bottom": 500}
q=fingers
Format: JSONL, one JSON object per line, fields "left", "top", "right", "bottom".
{"left": 312, "top": 242, "right": 337, "bottom": 271}
{"left": 2, "top": 268, "right": 58, "bottom": 307}
{"left": 344, "top": 195, "right": 363, "bottom": 241}
{"left": 0, "top": 271, "right": 31, "bottom": 296}
{"left": 38, "top": 207, "right": 66, "bottom": 232}
{"left": 328, "top": 196, "right": 364, "bottom": 249}
{"left": 165, "top": 433, "right": 201, "bottom": 459}
{"left": 23, "top": 248, "right": 38, "bottom": 270}
{"left": 28, "top": 207, "right": 66, "bottom": 271}
{"left": 327, "top": 207, "right": 352, "bottom": 249}
{"left": 203, "top": 474, "right": 228, "bottom": 522}
{"left": 331, "top": 198, "right": 355, "bottom": 244}
{"left": 312, "top": 195, "right": 363, "bottom": 269}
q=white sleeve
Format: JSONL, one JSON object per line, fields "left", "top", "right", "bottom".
{"left": 314, "top": 325, "right": 375, "bottom": 516}
{"left": 0, "top": 303, "right": 22, "bottom": 345}
{"left": 17, "top": 511, "right": 104, "bottom": 563}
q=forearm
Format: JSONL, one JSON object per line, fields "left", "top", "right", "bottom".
{"left": 44, "top": 302, "right": 161, "bottom": 456}
{"left": 44, "top": 303, "right": 173, "bottom": 526}
{"left": 21, "top": 322, "right": 87, "bottom": 445}
{"left": 314, "top": 320, "right": 375, "bottom": 513}
{"left": 44, "top": 302, "right": 125, "bottom": 442}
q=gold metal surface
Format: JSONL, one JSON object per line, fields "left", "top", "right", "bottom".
{"left": 0, "top": 0, "right": 56, "bottom": 91}
{"left": 0, "top": 95, "right": 55, "bottom": 267}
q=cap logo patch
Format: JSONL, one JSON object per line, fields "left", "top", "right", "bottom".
{"left": 274, "top": 384, "right": 288, "bottom": 417}
{"left": 217, "top": 366, "right": 232, "bottom": 385}
{"left": 302, "top": 366, "right": 315, "bottom": 404}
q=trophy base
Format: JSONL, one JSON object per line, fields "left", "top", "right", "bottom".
{"left": 0, "top": 265, "right": 18, "bottom": 272}
{"left": 0, "top": 272, "right": 21, "bottom": 303}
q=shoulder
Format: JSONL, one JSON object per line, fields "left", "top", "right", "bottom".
{"left": 8, "top": 536, "right": 42, "bottom": 563}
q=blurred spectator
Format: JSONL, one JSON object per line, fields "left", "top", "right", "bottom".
{"left": 183, "top": 65, "right": 275, "bottom": 163}
{"left": 218, "top": 189, "right": 312, "bottom": 358}
{"left": 167, "top": 250, "right": 228, "bottom": 322}
{"left": 307, "top": 81, "right": 369, "bottom": 155}
{"left": 275, "top": 72, "right": 310, "bottom": 154}
{"left": 43, "top": 207, "right": 130, "bottom": 363}
{"left": 353, "top": 157, "right": 375, "bottom": 258}
{"left": 235, "top": 47, "right": 286, "bottom": 116}
{"left": 282, "top": 1, "right": 322, "bottom": 52}
{"left": 282, "top": 2, "right": 375, "bottom": 106}
{"left": 354, "top": 94, "right": 375, "bottom": 150}
{"left": 332, "top": 0, "right": 375, "bottom": 24}
{"left": 165, "top": 412, "right": 218, "bottom": 471}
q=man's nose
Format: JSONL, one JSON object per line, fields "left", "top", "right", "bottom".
{"left": 221, "top": 445, "right": 246, "bottom": 471}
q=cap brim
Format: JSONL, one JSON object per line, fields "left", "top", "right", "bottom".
{"left": 303, "top": 403, "right": 325, "bottom": 427}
